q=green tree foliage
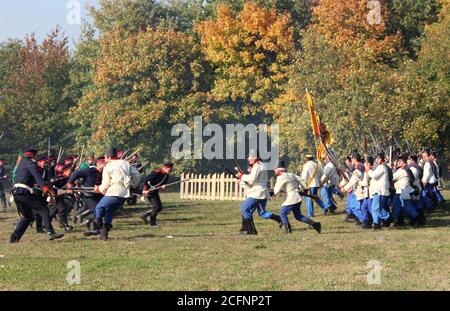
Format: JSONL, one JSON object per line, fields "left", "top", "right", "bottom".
{"left": 398, "top": 0, "right": 450, "bottom": 156}
{"left": 69, "top": 26, "right": 209, "bottom": 165}
{"left": 387, "top": 0, "right": 441, "bottom": 58}
{"left": 0, "top": 29, "right": 73, "bottom": 156}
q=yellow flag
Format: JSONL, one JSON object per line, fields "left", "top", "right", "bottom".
{"left": 306, "top": 91, "right": 320, "bottom": 137}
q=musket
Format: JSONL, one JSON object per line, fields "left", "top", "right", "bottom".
{"left": 57, "top": 148, "right": 64, "bottom": 163}
{"left": 369, "top": 131, "right": 384, "bottom": 153}
{"left": 363, "top": 135, "right": 369, "bottom": 157}
{"left": 120, "top": 149, "right": 130, "bottom": 160}
{"left": 405, "top": 139, "right": 413, "bottom": 154}
{"left": 126, "top": 148, "right": 142, "bottom": 161}
{"left": 77, "top": 147, "right": 84, "bottom": 169}
{"left": 61, "top": 186, "right": 95, "bottom": 191}
{"left": 136, "top": 179, "right": 191, "bottom": 196}
{"left": 233, "top": 159, "right": 244, "bottom": 174}
{"left": 223, "top": 162, "right": 249, "bottom": 185}
{"left": 47, "top": 137, "right": 51, "bottom": 167}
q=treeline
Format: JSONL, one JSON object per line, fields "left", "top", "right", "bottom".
{"left": 0, "top": 0, "right": 449, "bottom": 173}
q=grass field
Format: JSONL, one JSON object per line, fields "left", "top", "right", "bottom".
{"left": 0, "top": 191, "right": 449, "bottom": 291}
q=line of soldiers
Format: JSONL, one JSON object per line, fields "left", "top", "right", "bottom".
{"left": 233, "top": 147, "right": 445, "bottom": 235}
{"left": 2, "top": 144, "right": 446, "bottom": 241}
{"left": 234, "top": 151, "right": 323, "bottom": 235}
{"left": 339, "top": 148, "right": 445, "bottom": 230}
{"left": 5, "top": 146, "right": 174, "bottom": 242}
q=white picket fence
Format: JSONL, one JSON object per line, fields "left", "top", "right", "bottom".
{"left": 179, "top": 172, "right": 246, "bottom": 201}
{"left": 179, "top": 172, "right": 276, "bottom": 201}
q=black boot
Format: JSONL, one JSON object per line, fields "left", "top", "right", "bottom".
{"left": 312, "top": 222, "right": 321, "bottom": 234}
{"left": 35, "top": 216, "right": 45, "bottom": 233}
{"left": 140, "top": 211, "right": 152, "bottom": 224}
{"left": 361, "top": 221, "right": 371, "bottom": 229}
{"left": 372, "top": 223, "right": 382, "bottom": 230}
{"left": 408, "top": 216, "right": 418, "bottom": 228}
{"left": 396, "top": 215, "right": 405, "bottom": 226}
{"left": 101, "top": 224, "right": 112, "bottom": 240}
{"left": 329, "top": 204, "right": 337, "bottom": 214}
{"left": 416, "top": 209, "right": 426, "bottom": 227}
{"left": 243, "top": 218, "right": 257, "bottom": 235}
{"left": 84, "top": 218, "right": 102, "bottom": 237}
{"left": 149, "top": 210, "right": 158, "bottom": 227}
{"left": 239, "top": 216, "right": 247, "bottom": 234}
{"left": 282, "top": 223, "right": 292, "bottom": 234}
{"left": 47, "top": 231, "right": 64, "bottom": 241}
{"left": 270, "top": 214, "right": 282, "bottom": 224}
{"left": 382, "top": 217, "right": 393, "bottom": 228}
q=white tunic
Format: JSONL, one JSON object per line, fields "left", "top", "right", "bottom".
{"left": 358, "top": 171, "right": 374, "bottom": 199}
{"left": 99, "top": 159, "right": 141, "bottom": 198}
{"left": 301, "top": 160, "right": 323, "bottom": 188}
{"left": 343, "top": 169, "right": 365, "bottom": 200}
{"left": 320, "top": 161, "right": 340, "bottom": 188}
{"left": 273, "top": 172, "right": 306, "bottom": 206}
{"left": 367, "top": 164, "right": 391, "bottom": 196}
{"left": 392, "top": 168, "right": 414, "bottom": 200}
{"left": 241, "top": 161, "right": 270, "bottom": 200}
{"left": 422, "top": 161, "right": 437, "bottom": 184}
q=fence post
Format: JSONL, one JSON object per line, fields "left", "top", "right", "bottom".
{"left": 180, "top": 172, "right": 184, "bottom": 199}
{"left": 205, "top": 174, "right": 211, "bottom": 200}
{"left": 211, "top": 173, "right": 217, "bottom": 201}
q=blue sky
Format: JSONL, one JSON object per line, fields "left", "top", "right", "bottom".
{"left": 0, "top": 0, "right": 99, "bottom": 48}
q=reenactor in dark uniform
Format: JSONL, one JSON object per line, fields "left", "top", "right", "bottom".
{"left": 0, "top": 158, "right": 10, "bottom": 210}
{"left": 140, "top": 162, "right": 174, "bottom": 226}
{"left": 37, "top": 155, "right": 74, "bottom": 232}
{"left": 9, "top": 147, "right": 64, "bottom": 242}
{"left": 67, "top": 157, "right": 105, "bottom": 230}
{"left": 127, "top": 153, "right": 144, "bottom": 206}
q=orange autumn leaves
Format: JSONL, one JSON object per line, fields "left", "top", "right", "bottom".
{"left": 74, "top": 0, "right": 443, "bottom": 155}
{"left": 313, "top": 0, "right": 402, "bottom": 61}
{"left": 194, "top": 2, "right": 295, "bottom": 115}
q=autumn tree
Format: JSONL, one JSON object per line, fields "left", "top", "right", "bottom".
{"left": 0, "top": 30, "right": 73, "bottom": 157}
{"left": 70, "top": 26, "right": 210, "bottom": 166}
{"left": 195, "top": 2, "right": 295, "bottom": 116}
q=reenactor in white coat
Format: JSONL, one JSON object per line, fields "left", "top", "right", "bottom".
{"left": 390, "top": 155, "right": 419, "bottom": 228}
{"left": 273, "top": 161, "right": 321, "bottom": 234}
{"left": 407, "top": 155, "right": 426, "bottom": 225}
{"left": 320, "top": 155, "right": 344, "bottom": 214}
{"left": 421, "top": 149, "right": 444, "bottom": 210}
{"left": 237, "top": 151, "right": 281, "bottom": 235}
{"left": 301, "top": 154, "right": 326, "bottom": 217}
{"left": 339, "top": 153, "right": 365, "bottom": 225}
{"left": 367, "top": 152, "right": 393, "bottom": 230}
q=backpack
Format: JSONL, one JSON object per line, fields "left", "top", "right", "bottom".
{"left": 405, "top": 167, "right": 419, "bottom": 195}
{"left": 429, "top": 160, "right": 438, "bottom": 179}
{"left": 404, "top": 167, "right": 416, "bottom": 187}
{"left": 384, "top": 164, "right": 393, "bottom": 185}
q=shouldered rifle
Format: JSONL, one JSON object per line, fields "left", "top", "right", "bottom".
{"left": 137, "top": 178, "right": 191, "bottom": 196}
